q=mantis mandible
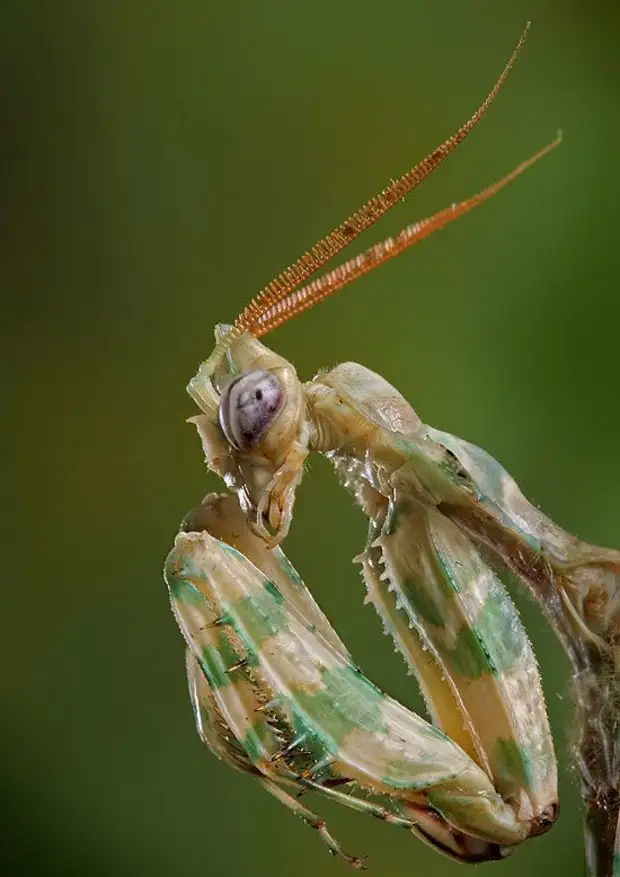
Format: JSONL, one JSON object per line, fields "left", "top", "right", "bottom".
{"left": 164, "top": 24, "right": 620, "bottom": 875}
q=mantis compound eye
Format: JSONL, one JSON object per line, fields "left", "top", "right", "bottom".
{"left": 218, "top": 369, "right": 285, "bottom": 451}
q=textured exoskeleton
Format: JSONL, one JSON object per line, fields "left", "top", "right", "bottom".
{"left": 167, "top": 493, "right": 536, "bottom": 865}
{"left": 171, "top": 333, "right": 561, "bottom": 863}
{"left": 164, "top": 25, "right": 620, "bottom": 876}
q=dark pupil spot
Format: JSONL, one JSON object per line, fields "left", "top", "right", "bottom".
{"left": 255, "top": 388, "right": 263, "bottom": 401}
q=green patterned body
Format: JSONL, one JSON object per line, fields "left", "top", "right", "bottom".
{"left": 174, "top": 332, "right": 620, "bottom": 872}
{"left": 166, "top": 494, "right": 530, "bottom": 864}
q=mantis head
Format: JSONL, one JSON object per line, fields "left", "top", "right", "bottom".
{"left": 188, "top": 328, "right": 308, "bottom": 544}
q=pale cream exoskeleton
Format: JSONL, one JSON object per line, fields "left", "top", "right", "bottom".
{"left": 165, "top": 23, "right": 620, "bottom": 876}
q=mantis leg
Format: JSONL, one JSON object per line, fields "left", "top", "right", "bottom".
{"left": 419, "top": 427, "right": 620, "bottom": 877}
{"left": 187, "top": 636, "right": 421, "bottom": 860}
{"left": 317, "top": 361, "right": 620, "bottom": 873}
{"left": 359, "top": 483, "right": 557, "bottom": 831}
{"left": 166, "top": 493, "right": 533, "bottom": 865}
{"left": 185, "top": 648, "right": 365, "bottom": 868}
{"left": 185, "top": 576, "right": 498, "bottom": 864}
{"left": 260, "top": 777, "right": 366, "bottom": 868}
{"left": 310, "top": 364, "right": 558, "bottom": 834}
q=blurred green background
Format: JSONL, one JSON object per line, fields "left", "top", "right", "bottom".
{"left": 2, "top": 1, "right": 619, "bottom": 875}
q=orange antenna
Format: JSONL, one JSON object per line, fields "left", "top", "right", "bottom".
{"left": 200, "top": 24, "right": 559, "bottom": 376}
{"left": 249, "top": 131, "right": 562, "bottom": 336}
{"left": 231, "top": 23, "right": 531, "bottom": 341}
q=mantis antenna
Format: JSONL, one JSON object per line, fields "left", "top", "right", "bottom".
{"left": 203, "top": 23, "right": 557, "bottom": 367}
{"left": 248, "top": 131, "right": 562, "bottom": 337}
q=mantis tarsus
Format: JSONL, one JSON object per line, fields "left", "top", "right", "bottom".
{"left": 164, "top": 24, "right": 620, "bottom": 875}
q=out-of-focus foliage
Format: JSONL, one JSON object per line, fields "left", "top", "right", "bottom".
{"left": 2, "top": 2, "right": 619, "bottom": 875}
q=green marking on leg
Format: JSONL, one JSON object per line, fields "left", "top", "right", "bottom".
{"left": 285, "top": 718, "right": 336, "bottom": 778}
{"left": 168, "top": 576, "right": 209, "bottom": 607}
{"left": 447, "top": 623, "right": 494, "bottom": 678}
{"left": 431, "top": 544, "right": 464, "bottom": 597}
{"left": 200, "top": 643, "right": 232, "bottom": 689}
{"left": 233, "top": 592, "right": 288, "bottom": 646}
{"left": 476, "top": 588, "right": 529, "bottom": 673}
{"left": 264, "top": 579, "right": 285, "bottom": 603}
{"left": 243, "top": 720, "right": 277, "bottom": 765}
{"left": 293, "top": 665, "right": 387, "bottom": 745}
{"left": 474, "top": 593, "right": 528, "bottom": 674}
{"left": 493, "top": 738, "right": 536, "bottom": 791}
{"left": 381, "top": 761, "right": 457, "bottom": 791}
{"left": 275, "top": 552, "right": 305, "bottom": 589}
{"left": 164, "top": 545, "right": 208, "bottom": 605}
{"left": 448, "top": 593, "right": 527, "bottom": 678}
{"left": 401, "top": 576, "right": 446, "bottom": 627}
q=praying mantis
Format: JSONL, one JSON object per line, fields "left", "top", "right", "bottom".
{"left": 164, "top": 24, "right": 620, "bottom": 875}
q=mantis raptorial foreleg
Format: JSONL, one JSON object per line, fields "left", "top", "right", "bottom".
{"left": 166, "top": 492, "right": 553, "bottom": 864}
{"left": 186, "top": 643, "right": 367, "bottom": 868}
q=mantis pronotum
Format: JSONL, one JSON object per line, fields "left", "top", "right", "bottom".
{"left": 164, "top": 24, "right": 620, "bottom": 875}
